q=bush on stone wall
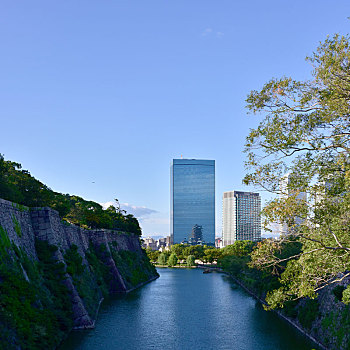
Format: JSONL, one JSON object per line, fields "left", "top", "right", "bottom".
{"left": 332, "top": 285, "right": 346, "bottom": 302}
{"left": 297, "top": 299, "right": 319, "bottom": 330}
{"left": 85, "top": 243, "right": 112, "bottom": 297}
{"left": 64, "top": 244, "right": 102, "bottom": 316}
{"left": 111, "top": 247, "right": 157, "bottom": 288}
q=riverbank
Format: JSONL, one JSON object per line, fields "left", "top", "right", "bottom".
{"left": 123, "top": 274, "right": 159, "bottom": 292}
{"left": 225, "top": 273, "right": 327, "bottom": 350}
{"left": 219, "top": 258, "right": 350, "bottom": 350}
{"left": 154, "top": 264, "right": 221, "bottom": 269}
{"left": 218, "top": 247, "right": 350, "bottom": 350}
{"left": 155, "top": 264, "right": 195, "bottom": 268}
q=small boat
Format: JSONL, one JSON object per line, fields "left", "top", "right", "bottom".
{"left": 203, "top": 268, "right": 211, "bottom": 274}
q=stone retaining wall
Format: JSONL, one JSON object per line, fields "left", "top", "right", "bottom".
{"left": 0, "top": 198, "right": 151, "bottom": 329}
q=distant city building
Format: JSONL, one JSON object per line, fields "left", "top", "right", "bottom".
{"left": 143, "top": 236, "right": 171, "bottom": 251}
{"left": 279, "top": 173, "right": 307, "bottom": 235}
{"left": 314, "top": 177, "right": 334, "bottom": 205}
{"left": 222, "top": 191, "right": 261, "bottom": 246}
{"left": 215, "top": 237, "right": 223, "bottom": 248}
{"left": 170, "top": 159, "right": 215, "bottom": 245}
{"left": 158, "top": 236, "right": 171, "bottom": 249}
{"left": 143, "top": 237, "right": 158, "bottom": 250}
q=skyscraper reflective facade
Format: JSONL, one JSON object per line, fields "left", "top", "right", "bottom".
{"left": 170, "top": 159, "right": 215, "bottom": 245}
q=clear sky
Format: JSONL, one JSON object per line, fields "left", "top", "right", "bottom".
{"left": 1, "top": 1, "right": 349, "bottom": 237}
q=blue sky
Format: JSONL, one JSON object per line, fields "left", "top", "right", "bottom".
{"left": 1, "top": 1, "right": 349, "bottom": 237}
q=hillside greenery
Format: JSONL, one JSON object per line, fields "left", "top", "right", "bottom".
{"left": 0, "top": 154, "right": 141, "bottom": 234}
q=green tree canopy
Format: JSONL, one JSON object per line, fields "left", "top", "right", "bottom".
{"left": 168, "top": 253, "right": 178, "bottom": 267}
{"left": 203, "top": 248, "right": 222, "bottom": 263}
{"left": 244, "top": 34, "right": 350, "bottom": 309}
{"left": 145, "top": 248, "right": 160, "bottom": 263}
{"left": 157, "top": 253, "right": 167, "bottom": 266}
{"left": 171, "top": 244, "right": 186, "bottom": 259}
{"left": 183, "top": 245, "right": 205, "bottom": 259}
{"left": 186, "top": 255, "right": 196, "bottom": 267}
{"left": 222, "top": 241, "right": 255, "bottom": 257}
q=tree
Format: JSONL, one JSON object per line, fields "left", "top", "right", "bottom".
{"left": 157, "top": 253, "right": 167, "bottom": 266}
{"left": 186, "top": 255, "right": 196, "bottom": 267}
{"left": 244, "top": 34, "right": 350, "bottom": 309}
{"left": 145, "top": 248, "right": 160, "bottom": 263}
{"left": 171, "top": 244, "right": 185, "bottom": 260}
{"left": 203, "top": 248, "right": 222, "bottom": 263}
{"left": 183, "top": 245, "right": 204, "bottom": 260}
{"left": 222, "top": 241, "right": 254, "bottom": 257}
{"left": 219, "top": 255, "right": 249, "bottom": 276}
{"left": 168, "top": 253, "right": 178, "bottom": 267}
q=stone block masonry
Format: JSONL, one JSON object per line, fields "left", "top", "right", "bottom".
{"left": 0, "top": 198, "right": 37, "bottom": 260}
{"left": 0, "top": 197, "right": 158, "bottom": 331}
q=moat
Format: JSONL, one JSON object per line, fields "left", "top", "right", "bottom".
{"left": 60, "top": 268, "right": 318, "bottom": 350}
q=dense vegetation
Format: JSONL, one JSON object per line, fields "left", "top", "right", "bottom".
{"left": 219, "top": 240, "right": 350, "bottom": 349}
{"left": 0, "top": 154, "right": 141, "bottom": 234}
{"left": 146, "top": 241, "right": 255, "bottom": 267}
{"left": 219, "top": 240, "right": 300, "bottom": 300}
{"left": 146, "top": 243, "right": 223, "bottom": 266}
{"left": 108, "top": 244, "right": 157, "bottom": 289}
{"left": 0, "top": 228, "right": 73, "bottom": 349}
{"left": 243, "top": 33, "right": 350, "bottom": 309}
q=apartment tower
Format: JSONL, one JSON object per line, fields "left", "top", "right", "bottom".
{"left": 222, "top": 191, "right": 261, "bottom": 246}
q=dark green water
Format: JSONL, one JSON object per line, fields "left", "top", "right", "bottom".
{"left": 60, "top": 268, "right": 318, "bottom": 350}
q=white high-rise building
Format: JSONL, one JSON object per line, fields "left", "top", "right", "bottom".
{"left": 222, "top": 191, "right": 261, "bottom": 246}
{"left": 279, "top": 173, "right": 307, "bottom": 235}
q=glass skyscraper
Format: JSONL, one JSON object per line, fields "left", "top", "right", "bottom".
{"left": 170, "top": 159, "right": 215, "bottom": 245}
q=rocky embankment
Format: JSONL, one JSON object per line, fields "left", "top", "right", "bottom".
{"left": 0, "top": 198, "right": 158, "bottom": 349}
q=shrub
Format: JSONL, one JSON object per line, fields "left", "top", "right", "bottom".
{"left": 298, "top": 299, "right": 319, "bottom": 330}
{"left": 332, "top": 285, "right": 345, "bottom": 302}
{"left": 64, "top": 245, "right": 85, "bottom": 276}
{"left": 12, "top": 216, "right": 21, "bottom": 237}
